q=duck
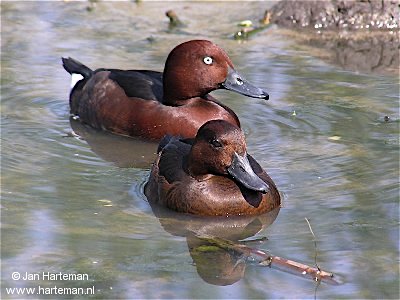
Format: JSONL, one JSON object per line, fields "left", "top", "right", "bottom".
{"left": 62, "top": 40, "right": 269, "bottom": 141}
{"left": 144, "top": 120, "right": 281, "bottom": 216}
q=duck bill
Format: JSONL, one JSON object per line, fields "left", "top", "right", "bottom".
{"left": 221, "top": 66, "right": 269, "bottom": 100}
{"left": 227, "top": 152, "right": 270, "bottom": 193}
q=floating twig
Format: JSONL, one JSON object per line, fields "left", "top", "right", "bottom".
{"left": 305, "top": 217, "right": 321, "bottom": 272}
{"left": 196, "top": 233, "right": 339, "bottom": 285}
{"left": 305, "top": 218, "right": 322, "bottom": 298}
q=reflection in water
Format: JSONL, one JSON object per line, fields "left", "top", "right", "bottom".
{"left": 149, "top": 201, "right": 280, "bottom": 286}
{"left": 2, "top": 210, "right": 66, "bottom": 290}
{"left": 285, "top": 30, "right": 399, "bottom": 74}
{"left": 306, "top": 31, "right": 399, "bottom": 74}
{"left": 69, "top": 118, "right": 158, "bottom": 168}
{"left": 148, "top": 202, "right": 339, "bottom": 287}
{"left": 187, "top": 233, "right": 247, "bottom": 286}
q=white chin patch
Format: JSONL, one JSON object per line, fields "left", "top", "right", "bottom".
{"left": 70, "top": 73, "right": 84, "bottom": 89}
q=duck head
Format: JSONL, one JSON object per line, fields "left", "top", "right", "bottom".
{"left": 163, "top": 40, "right": 269, "bottom": 105}
{"left": 187, "top": 120, "right": 270, "bottom": 193}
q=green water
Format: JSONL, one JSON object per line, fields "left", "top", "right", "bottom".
{"left": 1, "top": 1, "right": 399, "bottom": 299}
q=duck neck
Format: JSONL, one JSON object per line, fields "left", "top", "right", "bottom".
{"left": 162, "top": 80, "right": 193, "bottom": 106}
{"left": 162, "top": 69, "right": 212, "bottom": 106}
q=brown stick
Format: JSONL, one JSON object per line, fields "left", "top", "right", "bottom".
{"left": 197, "top": 234, "right": 340, "bottom": 285}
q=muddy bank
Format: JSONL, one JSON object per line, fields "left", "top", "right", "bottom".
{"left": 267, "top": 0, "right": 399, "bottom": 74}
{"left": 270, "top": 0, "right": 398, "bottom": 30}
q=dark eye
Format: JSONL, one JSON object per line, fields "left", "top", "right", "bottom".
{"left": 210, "top": 138, "right": 222, "bottom": 148}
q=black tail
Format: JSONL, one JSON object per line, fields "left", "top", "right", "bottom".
{"left": 62, "top": 57, "right": 93, "bottom": 78}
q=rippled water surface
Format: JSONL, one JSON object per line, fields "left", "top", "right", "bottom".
{"left": 1, "top": 2, "right": 399, "bottom": 299}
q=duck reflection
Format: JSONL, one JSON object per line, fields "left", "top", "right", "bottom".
{"left": 149, "top": 201, "right": 280, "bottom": 286}
{"left": 69, "top": 117, "right": 158, "bottom": 168}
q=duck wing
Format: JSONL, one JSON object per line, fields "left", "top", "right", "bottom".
{"left": 62, "top": 57, "right": 164, "bottom": 102}
{"left": 158, "top": 137, "right": 191, "bottom": 183}
{"left": 107, "top": 69, "right": 163, "bottom": 102}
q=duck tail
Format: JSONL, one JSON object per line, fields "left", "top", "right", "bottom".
{"left": 62, "top": 57, "right": 93, "bottom": 88}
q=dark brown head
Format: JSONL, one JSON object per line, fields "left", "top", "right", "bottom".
{"left": 162, "top": 40, "right": 269, "bottom": 105}
{"left": 187, "top": 120, "right": 269, "bottom": 193}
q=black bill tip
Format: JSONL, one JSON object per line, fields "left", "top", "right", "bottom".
{"left": 222, "top": 66, "right": 269, "bottom": 100}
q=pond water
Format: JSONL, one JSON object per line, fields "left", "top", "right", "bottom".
{"left": 1, "top": 1, "right": 399, "bottom": 299}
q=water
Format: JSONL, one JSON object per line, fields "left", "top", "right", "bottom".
{"left": 1, "top": 1, "right": 399, "bottom": 299}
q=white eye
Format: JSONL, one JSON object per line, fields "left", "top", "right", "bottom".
{"left": 203, "top": 56, "right": 213, "bottom": 65}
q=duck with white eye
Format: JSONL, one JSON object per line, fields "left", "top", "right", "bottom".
{"left": 203, "top": 56, "right": 213, "bottom": 65}
{"left": 202, "top": 55, "right": 262, "bottom": 98}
